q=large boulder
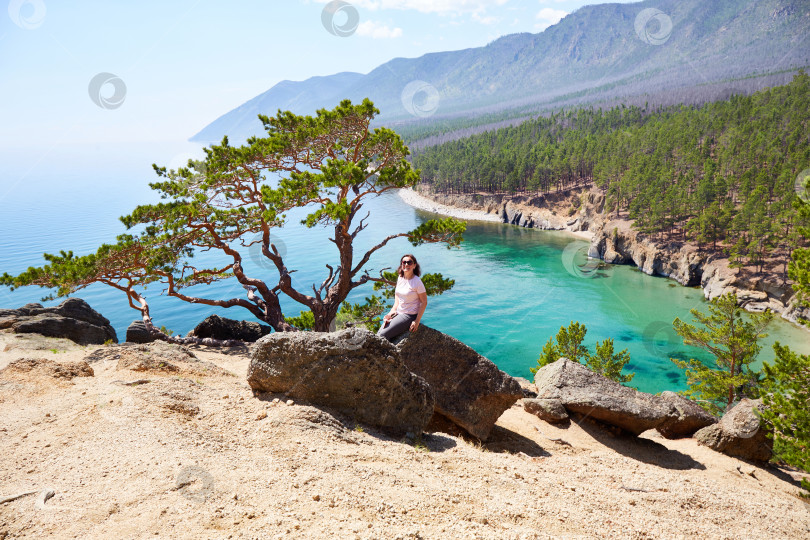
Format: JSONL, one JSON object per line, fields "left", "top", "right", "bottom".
{"left": 396, "top": 325, "right": 524, "bottom": 440}
{"left": 1, "top": 299, "right": 117, "bottom": 345}
{"left": 187, "top": 314, "right": 271, "bottom": 342}
{"left": 694, "top": 398, "right": 772, "bottom": 462}
{"left": 534, "top": 358, "right": 678, "bottom": 435}
{"left": 126, "top": 320, "right": 158, "bottom": 344}
{"left": 247, "top": 328, "right": 434, "bottom": 435}
{"left": 656, "top": 391, "right": 717, "bottom": 439}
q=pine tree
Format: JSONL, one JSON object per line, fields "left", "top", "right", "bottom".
{"left": 760, "top": 342, "right": 810, "bottom": 492}
{"left": 531, "top": 322, "right": 635, "bottom": 384}
{"left": 587, "top": 338, "right": 634, "bottom": 384}
{"left": 1, "top": 100, "right": 465, "bottom": 338}
{"left": 530, "top": 321, "right": 588, "bottom": 373}
{"left": 789, "top": 175, "right": 810, "bottom": 320}
{"left": 671, "top": 293, "right": 773, "bottom": 414}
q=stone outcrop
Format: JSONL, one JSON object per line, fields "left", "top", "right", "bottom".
{"left": 126, "top": 320, "right": 159, "bottom": 344}
{"left": 534, "top": 358, "right": 679, "bottom": 435}
{"left": 396, "top": 325, "right": 524, "bottom": 440}
{"left": 247, "top": 328, "right": 434, "bottom": 435}
{"left": 694, "top": 398, "right": 773, "bottom": 462}
{"left": 513, "top": 376, "right": 538, "bottom": 398}
{"left": 523, "top": 398, "right": 569, "bottom": 424}
{"left": 415, "top": 186, "right": 597, "bottom": 235}
{"left": 656, "top": 391, "right": 717, "bottom": 439}
{"left": 187, "top": 314, "right": 272, "bottom": 342}
{"left": 0, "top": 298, "right": 117, "bottom": 345}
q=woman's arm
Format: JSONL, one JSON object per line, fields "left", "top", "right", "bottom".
{"left": 410, "top": 292, "right": 428, "bottom": 332}
{"left": 384, "top": 293, "right": 400, "bottom": 324}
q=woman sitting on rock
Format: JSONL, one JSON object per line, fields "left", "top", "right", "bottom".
{"left": 378, "top": 254, "right": 427, "bottom": 342}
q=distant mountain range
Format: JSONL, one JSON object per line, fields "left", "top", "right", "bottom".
{"left": 191, "top": 0, "right": 810, "bottom": 144}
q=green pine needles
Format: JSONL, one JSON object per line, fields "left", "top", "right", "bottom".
{"left": 761, "top": 343, "right": 810, "bottom": 492}
{"left": 671, "top": 293, "right": 772, "bottom": 415}
{"left": 0, "top": 99, "right": 466, "bottom": 339}
{"left": 531, "top": 321, "right": 634, "bottom": 384}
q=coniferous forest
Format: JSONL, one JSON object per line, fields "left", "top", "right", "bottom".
{"left": 412, "top": 72, "right": 810, "bottom": 275}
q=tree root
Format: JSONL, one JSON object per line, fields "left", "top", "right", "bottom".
{"left": 0, "top": 491, "right": 36, "bottom": 505}
{"left": 0, "top": 489, "right": 55, "bottom": 507}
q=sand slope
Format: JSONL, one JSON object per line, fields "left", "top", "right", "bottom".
{"left": 1, "top": 330, "right": 808, "bottom": 539}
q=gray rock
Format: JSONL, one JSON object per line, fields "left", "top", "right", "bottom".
{"left": 247, "top": 328, "right": 434, "bottom": 435}
{"left": 694, "top": 398, "right": 772, "bottom": 462}
{"left": 3, "top": 298, "right": 117, "bottom": 345}
{"left": 656, "top": 391, "right": 717, "bottom": 439}
{"left": 534, "top": 358, "right": 678, "bottom": 435}
{"left": 126, "top": 320, "right": 158, "bottom": 344}
{"left": 396, "top": 325, "right": 524, "bottom": 440}
{"left": 187, "top": 314, "right": 271, "bottom": 342}
{"left": 513, "top": 376, "right": 538, "bottom": 398}
{"left": 523, "top": 398, "right": 569, "bottom": 423}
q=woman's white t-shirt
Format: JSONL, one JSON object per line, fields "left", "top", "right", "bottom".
{"left": 395, "top": 275, "right": 426, "bottom": 315}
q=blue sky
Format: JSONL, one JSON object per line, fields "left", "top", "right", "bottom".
{"left": 0, "top": 0, "right": 641, "bottom": 148}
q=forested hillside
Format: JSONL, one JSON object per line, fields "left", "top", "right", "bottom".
{"left": 412, "top": 73, "right": 810, "bottom": 274}
{"left": 192, "top": 0, "right": 810, "bottom": 143}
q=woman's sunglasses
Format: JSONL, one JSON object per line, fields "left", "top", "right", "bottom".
{"left": 401, "top": 260, "right": 414, "bottom": 266}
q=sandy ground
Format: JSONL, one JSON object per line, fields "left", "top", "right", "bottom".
{"left": 1, "top": 330, "right": 809, "bottom": 539}
{"left": 397, "top": 188, "right": 593, "bottom": 241}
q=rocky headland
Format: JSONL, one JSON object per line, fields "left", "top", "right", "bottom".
{"left": 399, "top": 186, "right": 810, "bottom": 326}
{"left": 2, "top": 317, "right": 809, "bottom": 539}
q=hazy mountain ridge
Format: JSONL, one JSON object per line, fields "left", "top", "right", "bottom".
{"left": 191, "top": 0, "right": 810, "bottom": 144}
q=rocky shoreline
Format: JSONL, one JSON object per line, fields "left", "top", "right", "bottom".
{"left": 398, "top": 187, "right": 810, "bottom": 326}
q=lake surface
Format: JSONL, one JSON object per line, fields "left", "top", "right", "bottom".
{"left": 1, "top": 142, "right": 808, "bottom": 394}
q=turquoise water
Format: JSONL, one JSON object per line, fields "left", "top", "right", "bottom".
{"left": 1, "top": 142, "right": 808, "bottom": 394}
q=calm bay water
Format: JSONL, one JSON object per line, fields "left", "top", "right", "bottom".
{"left": 1, "top": 142, "right": 808, "bottom": 394}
